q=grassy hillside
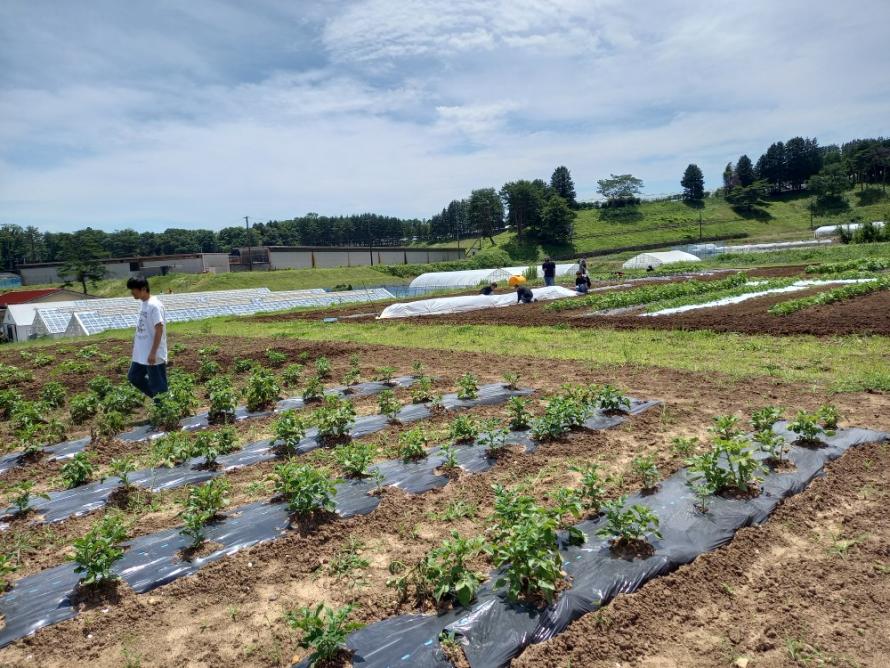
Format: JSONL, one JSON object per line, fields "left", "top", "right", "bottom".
{"left": 459, "top": 189, "right": 890, "bottom": 261}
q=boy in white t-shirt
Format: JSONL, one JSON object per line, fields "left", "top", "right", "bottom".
{"left": 126, "top": 276, "right": 168, "bottom": 399}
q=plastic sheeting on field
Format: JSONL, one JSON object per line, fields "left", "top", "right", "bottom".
{"left": 814, "top": 221, "right": 885, "bottom": 237}
{"left": 622, "top": 250, "right": 701, "bottom": 270}
{"left": 378, "top": 286, "right": 579, "bottom": 319}
{"left": 324, "top": 422, "right": 889, "bottom": 668}
{"left": 0, "top": 390, "right": 666, "bottom": 649}
{"left": 408, "top": 264, "right": 578, "bottom": 290}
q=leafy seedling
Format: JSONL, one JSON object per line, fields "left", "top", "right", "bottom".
{"left": 8, "top": 480, "right": 50, "bottom": 515}
{"left": 284, "top": 603, "right": 362, "bottom": 667}
{"left": 456, "top": 373, "right": 479, "bottom": 400}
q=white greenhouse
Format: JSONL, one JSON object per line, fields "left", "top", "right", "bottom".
{"left": 408, "top": 263, "right": 578, "bottom": 290}
{"left": 814, "top": 221, "right": 885, "bottom": 238}
{"left": 622, "top": 251, "right": 701, "bottom": 270}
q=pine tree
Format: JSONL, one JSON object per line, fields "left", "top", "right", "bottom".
{"left": 680, "top": 164, "right": 705, "bottom": 201}
{"left": 549, "top": 166, "right": 577, "bottom": 207}
{"left": 539, "top": 195, "right": 575, "bottom": 243}
{"left": 735, "top": 155, "right": 755, "bottom": 187}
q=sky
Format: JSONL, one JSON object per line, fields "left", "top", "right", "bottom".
{"left": 1, "top": 0, "right": 889, "bottom": 233}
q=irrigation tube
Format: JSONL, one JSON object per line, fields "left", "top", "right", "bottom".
{"left": 324, "top": 422, "right": 889, "bottom": 668}
{"left": 0, "top": 383, "right": 528, "bottom": 525}
{"left": 0, "top": 395, "right": 660, "bottom": 649}
{"left": 0, "top": 377, "right": 420, "bottom": 476}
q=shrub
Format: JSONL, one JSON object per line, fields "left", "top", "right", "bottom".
{"left": 16, "top": 424, "right": 45, "bottom": 458}
{"left": 8, "top": 480, "right": 50, "bottom": 515}
{"left": 272, "top": 462, "right": 337, "bottom": 516}
{"left": 398, "top": 426, "right": 429, "bottom": 462}
{"left": 281, "top": 363, "right": 305, "bottom": 387}
{"left": 70, "top": 392, "right": 100, "bottom": 425}
{"left": 632, "top": 455, "right": 659, "bottom": 489}
{"left": 456, "top": 373, "right": 479, "bottom": 400}
{"left": 750, "top": 406, "right": 784, "bottom": 432}
{"left": 478, "top": 419, "right": 509, "bottom": 457}
{"left": 687, "top": 437, "right": 764, "bottom": 494}
{"left": 709, "top": 415, "right": 744, "bottom": 440}
{"left": 206, "top": 375, "right": 237, "bottom": 424}
{"left": 40, "top": 382, "right": 66, "bottom": 409}
{"left": 388, "top": 531, "right": 486, "bottom": 607}
{"left": 244, "top": 367, "right": 281, "bottom": 412}
{"left": 151, "top": 432, "right": 195, "bottom": 468}
{"left": 179, "top": 479, "right": 230, "bottom": 548}
{"left": 233, "top": 358, "right": 255, "bottom": 374}
{"left": 149, "top": 394, "right": 185, "bottom": 431}
{"left": 818, "top": 404, "right": 840, "bottom": 431}
{"left": 302, "top": 375, "right": 325, "bottom": 403}
{"left": 571, "top": 463, "right": 607, "bottom": 513}
{"left": 101, "top": 384, "right": 144, "bottom": 415}
{"left": 670, "top": 436, "right": 699, "bottom": 456}
{"left": 273, "top": 409, "right": 308, "bottom": 456}
{"left": 377, "top": 389, "right": 402, "bottom": 422}
{"left": 596, "top": 498, "right": 662, "bottom": 547}
{"left": 93, "top": 409, "right": 125, "bottom": 443}
{"left": 334, "top": 440, "right": 377, "bottom": 478}
{"left": 596, "top": 385, "right": 631, "bottom": 414}
{"left": 87, "top": 376, "right": 114, "bottom": 400}
{"left": 502, "top": 372, "right": 520, "bottom": 390}
{"left": 314, "top": 356, "right": 332, "bottom": 379}
{"left": 374, "top": 366, "right": 396, "bottom": 385}
{"left": 284, "top": 603, "right": 361, "bottom": 667}
{"left": 10, "top": 400, "right": 46, "bottom": 433}
{"left": 342, "top": 354, "right": 361, "bottom": 387}
{"left": 108, "top": 457, "right": 137, "bottom": 489}
{"left": 193, "top": 428, "right": 238, "bottom": 467}
{"left": 410, "top": 375, "right": 434, "bottom": 404}
{"left": 506, "top": 397, "right": 532, "bottom": 430}
{"left": 788, "top": 410, "right": 825, "bottom": 444}
{"left": 265, "top": 349, "right": 287, "bottom": 368}
{"left": 488, "top": 488, "right": 566, "bottom": 602}
{"left": 311, "top": 395, "right": 355, "bottom": 445}
{"left": 0, "top": 553, "right": 16, "bottom": 590}
{"left": 61, "top": 451, "right": 95, "bottom": 488}
{"left": 448, "top": 415, "right": 479, "bottom": 443}
{"left": 69, "top": 514, "right": 127, "bottom": 586}
{"left": 0, "top": 388, "right": 22, "bottom": 419}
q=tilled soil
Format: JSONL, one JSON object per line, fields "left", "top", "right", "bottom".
{"left": 514, "top": 440, "right": 890, "bottom": 668}
{"left": 0, "top": 335, "right": 887, "bottom": 667}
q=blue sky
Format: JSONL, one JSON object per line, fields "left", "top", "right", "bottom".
{"left": 1, "top": 0, "right": 889, "bottom": 233}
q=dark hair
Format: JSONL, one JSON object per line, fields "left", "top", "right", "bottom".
{"left": 491, "top": 282, "right": 497, "bottom": 287}
{"left": 126, "top": 276, "right": 150, "bottom": 291}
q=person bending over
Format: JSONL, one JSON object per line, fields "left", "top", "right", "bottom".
{"left": 516, "top": 285, "right": 535, "bottom": 303}
{"left": 126, "top": 276, "right": 168, "bottom": 399}
{"left": 575, "top": 271, "right": 590, "bottom": 294}
{"left": 480, "top": 282, "right": 497, "bottom": 295}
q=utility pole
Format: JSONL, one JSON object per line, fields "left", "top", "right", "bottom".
{"left": 699, "top": 210, "right": 703, "bottom": 240}
{"left": 244, "top": 216, "right": 253, "bottom": 272}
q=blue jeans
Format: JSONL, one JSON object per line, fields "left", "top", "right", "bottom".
{"left": 544, "top": 276, "right": 555, "bottom": 286}
{"left": 128, "top": 362, "right": 168, "bottom": 398}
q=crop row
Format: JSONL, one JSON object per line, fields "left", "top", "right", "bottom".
{"left": 805, "top": 257, "right": 889, "bottom": 275}
{"left": 547, "top": 273, "right": 749, "bottom": 312}
{"left": 641, "top": 277, "right": 796, "bottom": 313}
{"left": 768, "top": 276, "right": 888, "bottom": 316}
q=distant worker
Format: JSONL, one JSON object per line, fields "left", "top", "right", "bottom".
{"left": 646, "top": 265, "right": 654, "bottom": 272}
{"left": 575, "top": 271, "right": 590, "bottom": 294}
{"left": 578, "top": 257, "right": 588, "bottom": 276}
{"left": 126, "top": 276, "right": 168, "bottom": 400}
{"left": 516, "top": 285, "right": 535, "bottom": 303}
{"left": 542, "top": 257, "right": 556, "bottom": 286}
{"left": 480, "top": 282, "right": 497, "bottom": 296}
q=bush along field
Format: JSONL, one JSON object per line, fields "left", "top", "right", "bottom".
{"left": 0, "top": 309, "right": 887, "bottom": 667}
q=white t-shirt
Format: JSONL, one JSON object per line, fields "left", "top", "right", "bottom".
{"left": 132, "top": 296, "right": 168, "bottom": 365}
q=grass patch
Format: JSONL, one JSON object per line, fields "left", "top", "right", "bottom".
{"left": 137, "top": 317, "right": 890, "bottom": 391}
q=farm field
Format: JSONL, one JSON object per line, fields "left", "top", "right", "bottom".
{"left": 0, "top": 257, "right": 887, "bottom": 667}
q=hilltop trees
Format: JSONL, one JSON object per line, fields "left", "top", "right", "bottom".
{"left": 58, "top": 228, "right": 109, "bottom": 294}
{"left": 500, "top": 180, "right": 547, "bottom": 240}
{"left": 681, "top": 164, "right": 705, "bottom": 201}
{"left": 468, "top": 188, "right": 504, "bottom": 246}
{"left": 539, "top": 195, "right": 576, "bottom": 243}
{"left": 596, "top": 174, "right": 644, "bottom": 202}
{"left": 549, "top": 166, "right": 577, "bottom": 207}
{"left": 735, "top": 155, "right": 756, "bottom": 187}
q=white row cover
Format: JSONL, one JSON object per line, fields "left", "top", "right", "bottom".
{"left": 408, "top": 263, "right": 578, "bottom": 289}
{"left": 378, "top": 285, "right": 579, "bottom": 319}
{"left": 622, "top": 251, "right": 700, "bottom": 270}
{"left": 814, "top": 221, "right": 885, "bottom": 237}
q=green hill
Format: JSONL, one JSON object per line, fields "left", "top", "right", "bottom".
{"left": 462, "top": 189, "right": 890, "bottom": 261}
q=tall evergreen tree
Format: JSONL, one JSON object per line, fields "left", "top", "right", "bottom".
{"left": 58, "top": 228, "right": 109, "bottom": 294}
{"left": 467, "top": 188, "right": 504, "bottom": 245}
{"left": 722, "top": 162, "right": 736, "bottom": 192}
{"left": 735, "top": 155, "right": 755, "bottom": 187}
{"left": 680, "top": 164, "right": 705, "bottom": 200}
{"left": 549, "top": 166, "right": 577, "bottom": 207}
{"left": 500, "top": 180, "right": 547, "bottom": 239}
